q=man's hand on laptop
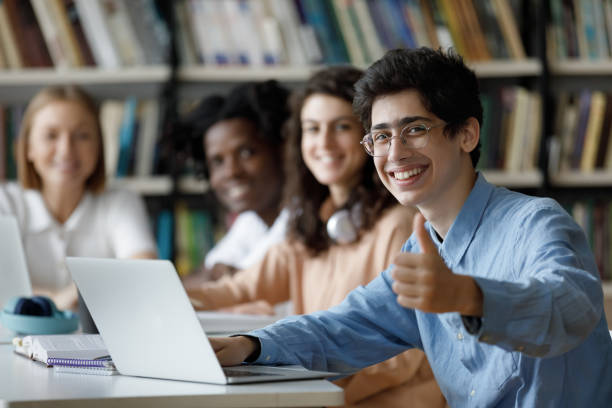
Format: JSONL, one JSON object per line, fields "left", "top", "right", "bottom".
{"left": 210, "top": 336, "right": 259, "bottom": 366}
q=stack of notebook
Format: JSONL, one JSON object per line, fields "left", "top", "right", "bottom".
{"left": 13, "top": 334, "right": 119, "bottom": 376}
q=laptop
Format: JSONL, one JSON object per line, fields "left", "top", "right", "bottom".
{"left": 0, "top": 216, "right": 33, "bottom": 341}
{"left": 66, "top": 257, "right": 336, "bottom": 384}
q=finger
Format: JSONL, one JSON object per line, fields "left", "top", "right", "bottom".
{"left": 414, "top": 212, "right": 437, "bottom": 254}
{"left": 391, "top": 281, "right": 422, "bottom": 298}
{"left": 393, "top": 251, "right": 423, "bottom": 268}
{"left": 215, "top": 347, "right": 242, "bottom": 366}
{"left": 391, "top": 264, "right": 419, "bottom": 283}
{"left": 396, "top": 294, "right": 420, "bottom": 309}
{"left": 209, "top": 337, "right": 226, "bottom": 352}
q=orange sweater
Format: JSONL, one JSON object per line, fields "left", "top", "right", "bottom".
{"left": 193, "top": 205, "right": 445, "bottom": 407}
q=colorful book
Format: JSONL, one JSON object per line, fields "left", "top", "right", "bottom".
{"left": 492, "top": 0, "right": 526, "bottom": 59}
{"left": 300, "top": 0, "right": 350, "bottom": 64}
{"left": 572, "top": 90, "right": 592, "bottom": 169}
{"left": 73, "top": 0, "right": 121, "bottom": 68}
{"left": 580, "top": 90, "right": 606, "bottom": 172}
{"left": 4, "top": 0, "right": 53, "bottom": 67}
{"left": 62, "top": 0, "right": 96, "bottom": 67}
{"left": 116, "top": 98, "right": 138, "bottom": 177}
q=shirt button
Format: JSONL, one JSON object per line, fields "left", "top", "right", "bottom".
{"left": 470, "top": 389, "right": 476, "bottom": 397}
{"left": 265, "top": 356, "right": 271, "bottom": 361}
{"left": 456, "top": 332, "right": 464, "bottom": 340}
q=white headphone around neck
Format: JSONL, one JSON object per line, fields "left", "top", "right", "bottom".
{"left": 326, "top": 203, "right": 363, "bottom": 244}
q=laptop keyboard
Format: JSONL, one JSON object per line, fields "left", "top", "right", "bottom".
{"left": 223, "top": 368, "right": 280, "bottom": 378}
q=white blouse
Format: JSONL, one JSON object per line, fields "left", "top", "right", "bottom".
{"left": 0, "top": 183, "right": 156, "bottom": 291}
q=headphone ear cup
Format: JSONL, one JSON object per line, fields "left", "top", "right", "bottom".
{"left": 30, "top": 296, "right": 54, "bottom": 316}
{"left": 326, "top": 209, "right": 358, "bottom": 244}
{"left": 13, "top": 297, "right": 29, "bottom": 315}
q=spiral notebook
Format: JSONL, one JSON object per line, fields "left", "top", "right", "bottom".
{"left": 54, "top": 365, "right": 118, "bottom": 376}
{"left": 13, "top": 334, "right": 109, "bottom": 366}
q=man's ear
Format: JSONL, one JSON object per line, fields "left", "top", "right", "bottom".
{"left": 459, "top": 117, "right": 480, "bottom": 153}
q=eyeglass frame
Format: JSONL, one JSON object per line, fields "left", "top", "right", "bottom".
{"left": 360, "top": 121, "right": 447, "bottom": 157}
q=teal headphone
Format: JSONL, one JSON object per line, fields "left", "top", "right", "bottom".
{"left": 0, "top": 296, "right": 78, "bottom": 334}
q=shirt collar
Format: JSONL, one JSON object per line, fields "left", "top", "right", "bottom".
{"left": 25, "top": 189, "right": 93, "bottom": 233}
{"left": 433, "top": 172, "right": 494, "bottom": 268}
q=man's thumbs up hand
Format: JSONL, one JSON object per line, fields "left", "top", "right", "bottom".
{"left": 391, "top": 212, "right": 483, "bottom": 315}
{"left": 415, "top": 212, "right": 439, "bottom": 254}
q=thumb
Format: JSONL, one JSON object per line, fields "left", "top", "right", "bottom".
{"left": 414, "top": 212, "right": 437, "bottom": 254}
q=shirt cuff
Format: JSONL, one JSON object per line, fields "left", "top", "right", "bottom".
{"left": 229, "top": 334, "right": 261, "bottom": 363}
{"left": 461, "top": 315, "right": 483, "bottom": 335}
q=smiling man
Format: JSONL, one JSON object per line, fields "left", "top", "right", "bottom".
{"left": 210, "top": 48, "right": 612, "bottom": 407}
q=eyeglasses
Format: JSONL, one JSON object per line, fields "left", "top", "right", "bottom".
{"left": 360, "top": 122, "right": 446, "bottom": 157}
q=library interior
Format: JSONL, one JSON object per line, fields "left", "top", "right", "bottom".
{"left": 1, "top": 0, "right": 612, "bottom": 406}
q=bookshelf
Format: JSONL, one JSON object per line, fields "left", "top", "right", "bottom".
{"left": 3, "top": 0, "right": 598, "bottom": 273}
{"left": 545, "top": 1, "right": 612, "bottom": 328}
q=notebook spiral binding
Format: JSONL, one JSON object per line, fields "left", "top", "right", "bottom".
{"left": 47, "top": 357, "right": 115, "bottom": 368}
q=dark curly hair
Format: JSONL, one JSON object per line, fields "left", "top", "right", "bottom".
{"left": 353, "top": 47, "right": 482, "bottom": 167}
{"left": 183, "top": 80, "right": 290, "bottom": 177}
{"left": 283, "top": 66, "right": 396, "bottom": 253}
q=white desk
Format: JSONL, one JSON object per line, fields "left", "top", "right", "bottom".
{"left": 0, "top": 345, "right": 343, "bottom": 407}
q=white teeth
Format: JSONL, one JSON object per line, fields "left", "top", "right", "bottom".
{"left": 227, "top": 185, "right": 249, "bottom": 199}
{"left": 394, "top": 168, "right": 424, "bottom": 180}
{"left": 320, "top": 156, "right": 336, "bottom": 164}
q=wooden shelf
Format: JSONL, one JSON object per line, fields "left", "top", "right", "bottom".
{"left": 108, "top": 176, "right": 173, "bottom": 196}
{"left": 0, "top": 59, "right": 542, "bottom": 86}
{"left": 549, "top": 60, "right": 612, "bottom": 75}
{"left": 0, "top": 66, "right": 170, "bottom": 86}
{"left": 469, "top": 58, "right": 542, "bottom": 77}
{"left": 481, "top": 170, "right": 543, "bottom": 188}
{"left": 550, "top": 171, "right": 612, "bottom": 187}
{"left": 177, "top": 176, "right": 209, "bottom": 194}
{"left": 178, "top": 60, "right": 543, "bottom": 82}
{"left": 178, "top": 65, "right": 321, "bottom": 82}
{"left": 108, "top": 175, "right": 209, "bottom": 195}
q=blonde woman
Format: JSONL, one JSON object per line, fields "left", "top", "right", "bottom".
{"left": 0, "top": 86, "right": 156, "bottom": 310}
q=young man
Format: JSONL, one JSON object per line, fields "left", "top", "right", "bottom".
{"left": 210, "top": 48, "right": 612, "bottom": 407}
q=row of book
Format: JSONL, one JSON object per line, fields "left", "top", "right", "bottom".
{"left": 155, "top": 204, "right": 217, "bottom": 276}
{"left": 568, "top": 199, "right": 612, "bottom": 281}
{"left": 478, "top": 86, "right": 542, "bottom": 172}
{"left": 548, "top": 0, "right": 612, "bottom": 60}
{"left": 0, "top": 99, "right": 165, "bottom": 181}
{"left": 0, "top": 0, "right": 528, "bottom": 70}
{"left": 552, "top": 91, "right": 612, "bottom": 172}
{"left": 174, "top": 0, "right": 528, "bottom": 67}
{"left": 0, "top": 0, "right": 169, "bottom": 70}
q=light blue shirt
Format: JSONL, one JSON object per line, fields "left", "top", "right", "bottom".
{"left": 250, "top": 173, "right": 612, "bottom": 407}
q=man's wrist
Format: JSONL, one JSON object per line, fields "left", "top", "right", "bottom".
{"left": 458, "top": 276, "right": 483, "bottom": 316}
{"left": 241, "top": 335, "right": 262, "bottom": 363}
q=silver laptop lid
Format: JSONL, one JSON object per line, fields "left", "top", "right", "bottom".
{"left": 67, "top": 257, "right": 227, "bottom": 384}
{"left": 0, "top": 216, "right": 32, "bottom": 309}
